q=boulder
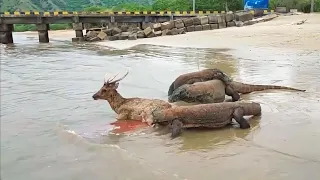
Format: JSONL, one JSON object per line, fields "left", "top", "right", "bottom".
{"left": 88, "top": 36, "right": 100, "bottom": 42}
{"left": 137, "top": 31, "right": 145, "bottom": 38}
{"left": 153, "top": 23, "right": 162, "bottom": 31}
{"left": 194, "top": 25, "right": 203, "bottom": 31}
{"left": 162, "top": 29, "right": 169, "bottom": 36}
{"left": 142, "top": 22, "right": 153, "bottom": 30}
{"left": 210, "top": 24, "right": 219, "bottom": 30}
{"left": 128, "top": 33, "right": 138, "bottom": 40}
{"left": 103, "top": 28, "right": 113, "bottom": 36}
{"left": 217, "top": 14, "right": 225, "bottom": 23}
{"left": 128, "top": 27, "right": 140, "bottom": 33}
{"left": 208, "top": 15, "right": 218, "bottom": 24}
{"left": 108, "top": 34, "right": 119, "bottom": 41}
{"left": 86, "top": 31, "right": 99, "bottom": 38}
{"left": 143, "top": 27, "right": 153, "bottom": 36}
{"left": 235, "top": 12, "right": 253, "bottom": 22}
{"left": 244, "top": 20, "right": 257, "bottom": 26}
{"left": 154, "top": 31, "right": 162, "bottom": 36}
{"left": 192, "top": 17, "right": 201, "bottom": 25}
{"left": 120, "top": 25, "right": 129, "bottom": 32}
{"left": 177, "top": 28, "right": 186, "bottom": 34}
{"left": 161, "top": 21, "right": 174, "bottom": 30}
{"left": 167, "top": 28, "right": 178, "bottom": 35}
{"left": 218, "top": 22, "right": 227, "bottom": 29}
{"left": 183, "top": 18, "right": 194, "bottom": 26}
{"left": 97, "top": 31, "right": 107, "bottom": 40}
{"left": 225, "top": 13, "right": 234, "bottom": 22}
{"left": 147, "top": 31, "right": 156, "bottom": 38}
{"left": 186, "top": 25, "right": 195, "bottom": 32}
{"left": 235, "top": 21, "right": 244, "bottom": 27}
{"left": 202, "top": 24, "right": 210, "bottom": 31}
{"left": 111, "top": 27, "right": 122, "bottom": 36}
{"left": 200, "top": 16, "right": 209, "bottom": 25}
{"left": 227, "top": 21, "right": 236, "bottom": 27}
{"left": 174, "top": 19, "right": 185, "bottom": 29}
{"left": 119, "top": 32, "right": 130, "bottom": 40}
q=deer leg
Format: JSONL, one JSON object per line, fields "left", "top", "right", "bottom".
{"left": 233, "top": 108, "right": 250, "bottom": 129}
{"left": 171, "top": 119, "right": 183, "bottom": 139}
{"left": 225, "top": 85, "right": 240, "bottom": 102}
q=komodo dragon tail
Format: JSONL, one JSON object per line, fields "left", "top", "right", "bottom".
{"left": 231, "top": 81, "right": 306, "bottom": 94}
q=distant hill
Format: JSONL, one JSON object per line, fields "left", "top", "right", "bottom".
{"left": 0, "top": 0, "right": 156, "bottom": 12}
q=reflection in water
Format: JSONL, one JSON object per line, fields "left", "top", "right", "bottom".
{"left": 1, "top": 33, "right": 320, "bottom": 180}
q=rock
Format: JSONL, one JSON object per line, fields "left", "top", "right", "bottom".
{"left": 120, "top": 25, "right": 129, "bottom": 32}
{"left": 244, "top": 20, "right": 256, "bottom": 26}
{"left": 235, "top": 21, "right": 244, "bottom": 27}
{"left": 174, "top": 19, "right": 185, "bottom": 28}
{"left": 235, "top": 12, "right": 253, "bottom": 22}
{"left": 192, "top": 17, "right": 201, "bottom": 25}
{"left": 111, "top": 27, "right": 122, "bottom": 36}
{"left": 194, "top": 25, "right": 203, "bottom": 31}
{"left": 86, "top": 31, "right": 99, "bottom": 38}
{"left": 72, "top": 37, "right": 84, "bottom": 42}
{"left": 161, "top": 21, "right": 174, "bottom": 30}
{"left": 153, "top": 23, "right": 162, "bottom": 31}
{"left": 217, "top": 14, "right": 225, "bottom": 23}
{"left": 177, "top": 28, "right": 186, "bottom": 34}
{"left": 218, "top": 22, "right": 227, "bottom": 29}
{"left": 137, "top": 31, "right": 145, "bottom": 38}
{"left": 227, "top": 21, "right": 236, "bottom": 27}
{"left": 225, "top": 13, "right": 234, "bottom": 22}
{"left": 208, "top": 15, "right": 218, "bottom": 24}
{"left": 128, "top": 33, "right": 137, "bottom": 40}
{"left": 103, "top": 29, "right": 113, "bottom": 36}
{"left": 162, "top": 29, "right": 169, "bottom": 36}
{"left": 186, "top": 25, "right": 195, "bottom": 32}
{"left": 129, "top": 27, "right": 140, "bottom": 33}
{"left": 119, "top": 32, "right": 130, "bottom": 40}
{"left": 183, "top": 18, "right": 194, "bottom": 26}
{"left": 202, "top": 24, "right": 210, "bottom": 31}
{"left": 200, "top": 16, "right": 209, "bottom": 25}
{"left": 167, "top": 28, "right": 178, "bottom": 35}
{"left": 88, "top": 36, "right": 100, "bottom": 42}
{"left": 108, "top": 34, "right": 119, "bottom": 41}
{"left": 142, "top": 22, "right": 153, "bottom": 30}
{"left": 97, "top": 31, "right": 107, "bottom": 40}
{"left": 210, "top": 24, "right": 219, "bottom": 30}
{"left": 143, "top": 27, "right": 153, "bottom": 36}
{"left": 154, "top": 31, "right": 162, "bottom": 36}
{"left": 147, "top": 31, "right": 156, "bottom": 38}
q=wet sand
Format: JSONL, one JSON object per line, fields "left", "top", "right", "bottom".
{"left": 2, "top": 13, "right": 320, "bottom": 180}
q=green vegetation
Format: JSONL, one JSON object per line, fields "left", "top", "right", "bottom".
{"left": 14, "top": 24, "right": 72, "bottom": 32}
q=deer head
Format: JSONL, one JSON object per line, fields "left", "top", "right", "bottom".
{"left": 92, "top": 70, "right": 129, "bottom": 101}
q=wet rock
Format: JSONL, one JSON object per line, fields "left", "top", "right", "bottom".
{"left": 86, "top": 31, "right": 99, "bottom": 38}
{"left": 218, "top": 22, "right": 227, "bottom": 29}
{"left": 143, "top": 27, "right": 153, "bottom": 36}
{"left": 137, "top": 31, "right": 145, "bottom": 38}
{"left": 128, "top": 33, "right": 137, "bottom": 40}
{"left": 108, "top": 34, "right": 119, "bottom": 41}
{"left": 235, "top": 21, "right": 244, "bottom": 27}
{"left": 235, "top": 12, "right": 253, "bottom": 22}
{"left": 97, "top": 31, "right": 107, "bottom": 40}
{"left": 194, "top": 25, "right": 203, "bottom": 31}
{"left": 153, "top": 23, "right": 162, "bottom": 31}
{"left": 202, "top": 24, "right": 210, "bottom": 31}
{"left": 120, "top": 25, "right": 129, "bottom": 32}
{"left": 227, "top": 21, "right": 236, "bottom": 27}
{"left": 225, "top": 12, "right": 234, "bottom": 22}
{"left": 161, "top": 21, "right": 174, "bottom": 30}
{"left": 129, "top": 27, "right": 140, "bottom": 33}
{"left": 162, "top": 29, "right": 169, "bottom": 36}
{"left": 119, "top": 32, "right": 130, "bottom": 40}
{"left": 210, "top": 24, "right": 219, "bottom": 30}
{"left": 142, "top": 22, "right": 153, "bottom": 30}
{"left": 174, "top": 19, "right": 185, "bottom": 28}
{"left": 103, "top": 29, "right": 113, "bottom": 36}
{"left": 183, "top": 18, "right": 194, "bottom": 26}
{"left": 154, "top": 31, "right": 162, "bottom": 36}
{"left": 147, "top": 31, "right": 156, "bottom": 38}
{"left": 88, "top": 36, "right": 100, "bottom": 42}
{"left": 111, "top": 27, "right": 122, "bottom": 36}
{"left": 177, "top": 28, "right": 186, "bottom": 34}
{"left": 244, "top": 20, "right": 257, "bottom": 26}
{"left": 186, "top": 25, "right": 195, "bottom": 32}
{"left": 167, "top": 28, "right": 178, "bottom": 35}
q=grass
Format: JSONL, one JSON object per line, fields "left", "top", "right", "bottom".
{"left": 14, "top": 24, "right": 72, "bottom": 32}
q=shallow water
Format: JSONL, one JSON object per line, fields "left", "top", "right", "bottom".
{"left": 1, "top": 33, "right": 320, "bottom": 180}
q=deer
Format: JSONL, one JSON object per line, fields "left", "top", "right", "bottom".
{"left": 92, "top": 70, "right": 173, "bottom": 126}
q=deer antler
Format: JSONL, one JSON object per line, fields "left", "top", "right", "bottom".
{"left": 104, "top": 69, "right": 129, "bottom": 84}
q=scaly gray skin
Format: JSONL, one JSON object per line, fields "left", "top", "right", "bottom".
{"left": 151, "top": 102, "right": 262, "bottom": 138}
{"left": 167, "top": 68, "right": 240, "bottom": 102}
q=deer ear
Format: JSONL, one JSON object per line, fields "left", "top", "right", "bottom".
{"left": 113, "top": 82, "right": 119, "bottom": 89}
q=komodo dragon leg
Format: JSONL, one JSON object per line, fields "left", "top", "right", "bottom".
{"left": 233, "top": 108, "right": 251, "bottom": 129}
{"left": 171, "top": 119, "right": 183, "bottom": 139}
{"left": 225, "top": 85, "right": 241, "bottom": 102}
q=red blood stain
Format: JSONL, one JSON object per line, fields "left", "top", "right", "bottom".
{"left": 109, "top": 120, "right": 149, "bottom": 133}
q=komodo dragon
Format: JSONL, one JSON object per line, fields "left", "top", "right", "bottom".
{"left": 151, "top": 101, "right": 262, "bottom": 138}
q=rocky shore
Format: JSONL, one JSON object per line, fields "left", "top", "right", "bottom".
{"left": 77, "top": 11, "right": 278, "bottom": 42}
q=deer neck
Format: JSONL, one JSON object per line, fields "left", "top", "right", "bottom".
{"left": 106, "top": 90, "right": 126, "bottom": 113}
